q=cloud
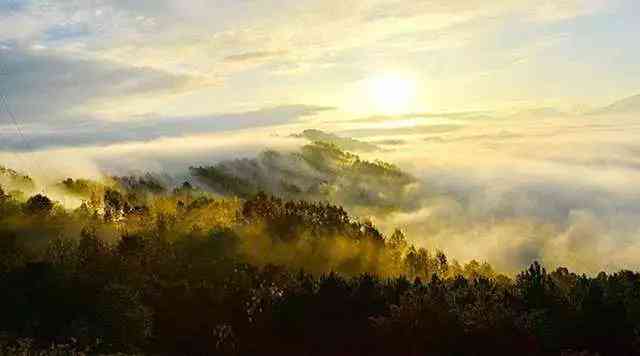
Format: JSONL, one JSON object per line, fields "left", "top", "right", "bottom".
{"left": 0, "top": 105, "right": 333, "bottom": 151}
{"left": 364, "top": 0, "right": 521, "bottom": 21}
{"left": 2, "top": 105, "right": 640, "bottom": 275}
{"left": 340, "top": 124, "right": 464, "bottom": 138}
{"left": 0, "top": 46, "right": 197, "bottom": 123}
{"left": 0, "top": 125, "right": 310, "bottom": 182}
{"left": 0, "top": 0, "right": 635, "bottom": 276}
{"left": 0, "top": 0, "right": 547, "bottom": 78}
{"left": 0, "top": 0, "right": 622, "bottom": 113}
{"left": 364, "top": 0, "right": 608, "bottom": 24}
{"left": 363, "top": 111, "right": 640, "bottom": 274}
{"left": 224, "top": 50, "right": 288, "bottom": 63}
{"left": 527, "top": 0, "right": 610, "bottom": 22}
{"left": 589, "top": 94, "right": 640, "bottom": 115}
{"left": 374, "top": 139, "right": 406, "bottom": 146}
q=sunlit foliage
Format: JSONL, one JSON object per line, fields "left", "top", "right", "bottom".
{"left": 1, "top": 159, "right": 639, "bottom": 355}
{"left": 192, "top": 142, "right": 419, "bottom": 213}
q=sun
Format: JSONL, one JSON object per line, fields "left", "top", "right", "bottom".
{"left": 367, "top": 73, "right": 417, "bottom": 115}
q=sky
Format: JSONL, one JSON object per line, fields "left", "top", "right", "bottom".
{"left": 1, "top": 0, "right": 640, "bottom": 273}
{"left": 0, "top": 0, "right": 639, "bottom": 130}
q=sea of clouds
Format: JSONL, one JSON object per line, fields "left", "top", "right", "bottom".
{"left": 1, "top": 109, "right": 640, "bottom": 274}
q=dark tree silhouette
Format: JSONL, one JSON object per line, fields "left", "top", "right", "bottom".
{"left": 24, "top": 194, "right": 53, "bottom": 215}
{"left": 2, "top": 175, "right": 640, "bottom": 355}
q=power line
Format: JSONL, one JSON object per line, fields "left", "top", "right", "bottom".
{"left": 0, "top": 53, "right": 34, "bottom": 153}
{"left": 0, "top": 57, "right": 44, "bottom": 193}
{"left": 0, "top": 92, "right": 32, "bottom": 152}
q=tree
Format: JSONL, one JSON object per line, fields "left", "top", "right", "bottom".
{"left": 104, "top": 189, "right": 125, "bottom": 222}
{"left": 24, "top": 194, "right": 54, "bottom": 215}
{"left": 517, "top": 261, "right": 552, "bottom": 309}
{"left": 97, "top": 283, "right": 153, "bottom": 351}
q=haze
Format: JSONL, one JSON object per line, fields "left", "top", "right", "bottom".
{"left": 1, "top": 0, "right": 640, "bottom": 274}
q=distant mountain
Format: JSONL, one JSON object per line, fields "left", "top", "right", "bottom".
{"left": 508, "top": 107, "right": 568, "bottom": 119}
{"left": 191, "top": 142, "right": 420, "bottom": 212}
{"left": 590, "top": 94, "right": 640, "bottom": 115}
{"left": 0, "top": 166, "right": 35, "bottom": 191}
{"left": 292, "top": 129, "right": 379, "bottom": 152}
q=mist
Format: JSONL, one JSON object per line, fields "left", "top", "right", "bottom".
{"left": 2, "top": 109, "right": 640, "bottom": 275}
{"left": 367, "top": 112, "right": 640, "bottom": 274}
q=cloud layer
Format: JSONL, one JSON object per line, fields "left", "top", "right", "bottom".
{"left": 0, "top": 46, "right": 195, "bottom": 123}
{"left": 0, "top": 104, "right": 332, "bottom": 151}
{"left": 0, "top": 0, "right": 639, "bottom": 275}
{"left": 360, "top": 112, "right": 640, "bottom": 274}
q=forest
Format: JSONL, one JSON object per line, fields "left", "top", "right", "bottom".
{"left": 1, "top": 143, "right": 640, "bottom": 356}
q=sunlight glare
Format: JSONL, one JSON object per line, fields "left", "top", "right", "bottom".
{"left": 367, "top": 73, "right": 417, "bottom": 115}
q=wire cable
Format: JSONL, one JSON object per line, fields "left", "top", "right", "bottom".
{"left": 0, "top": 54, "right": 44, "bottom": 193}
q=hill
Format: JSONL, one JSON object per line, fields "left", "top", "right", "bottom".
{"left": 590, "top": 94, "right": 640, "bottom": 115}
{"left": 292, "top": 129, "right": 380, "bottom": 152}
{"left": 190, "top": 142, "right": 419, "bottom": 212}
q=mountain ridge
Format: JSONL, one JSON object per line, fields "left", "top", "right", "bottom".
{"left": 590, "top": 93, "right": 640, "bottom": 115}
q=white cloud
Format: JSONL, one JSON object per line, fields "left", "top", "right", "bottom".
{"left": 0, "top": 0, "right": 637, "bottom": 275}
{"left": 0, "top": 46, "right": 197, "bottom": 123}
{"left": 528, "top": 0, "right": 611, "bottom": 22}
